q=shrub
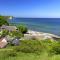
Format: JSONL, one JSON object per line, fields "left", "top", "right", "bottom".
{"left": 9, "top": 31, "right": 23, "bottom": 38}
{"left": 0, "top": 16, "right": 9, "bottom": 26}
{"left": 49, "top": 42, "right": 60, "bottom": 55}
{"left": 1, "top": 29, "right": 9, "bottom": 37}
{"left": 17, "top": 25, "right": 28, "bottom": 34}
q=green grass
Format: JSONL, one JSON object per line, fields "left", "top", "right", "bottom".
{"left": 0, "top": 51, "right": 60, "bottom": 60}
{"left": 0, "top": 39, "right": 60, "bottom": 60}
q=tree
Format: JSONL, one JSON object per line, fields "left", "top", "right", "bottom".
{"left": 0, "top": 16, "right": 9, "bottom": 26}
{"left": 17, "top": 25, "right": 28, "bottom": 34}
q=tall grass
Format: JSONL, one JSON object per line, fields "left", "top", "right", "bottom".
{"left": 0, "top": 39, "right": 60, "bottom": 60}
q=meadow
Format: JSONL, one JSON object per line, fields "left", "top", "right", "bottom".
{"left": 0, "top": 39, "right": 60, "bottom": 60}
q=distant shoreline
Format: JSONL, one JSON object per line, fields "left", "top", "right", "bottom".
{"left": 27, "top": 30, "right": 60, "bottom": 39}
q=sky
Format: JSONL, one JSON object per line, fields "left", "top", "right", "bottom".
{"left": 0, "top": 0, "right": 60, "bottom": 18}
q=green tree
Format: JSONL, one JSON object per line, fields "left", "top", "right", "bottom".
{"left": 0, "top": 16, "right": 9, "bottom": 26}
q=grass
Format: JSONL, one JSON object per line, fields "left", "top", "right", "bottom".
{"left": 0, "top": 39, "right": 60, "bottom": 60}
{"left": 0, "top": 52, "right": 60, "bottom": 60}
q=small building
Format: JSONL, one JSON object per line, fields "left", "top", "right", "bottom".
{"left": 1, "top": 25, "right": 18, "bottom": 32}
{"left": 0, "top": 37, "right": 8, "bottom": 48}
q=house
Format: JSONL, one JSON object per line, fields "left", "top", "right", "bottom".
{"left": 1, "top": 25, "right": 18, "bottom": 32}
{"left": 0, "top": 37, "right": 8, "bottom": 48}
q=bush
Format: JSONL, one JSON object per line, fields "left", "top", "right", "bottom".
{"left": 1, "top": 29, "right": 9, "bottom": 37}
{"left": 0, "top": 16, "right": 9, "bottom": 26}
{"left": 49, "top": 42, "right": 60, "bottom": 55}
{"left": 9, "top": 31, "right": 23, "bottom": 38}
{"left": 17, "top": 25, "right": 28, "bottom": 34}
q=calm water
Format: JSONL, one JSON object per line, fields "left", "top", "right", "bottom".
{"left": 9, "top": 18, "right": 60, "bottom": 36}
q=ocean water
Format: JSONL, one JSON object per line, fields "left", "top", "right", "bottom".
{"left": 9, "top": 18, "right": 60, "bottom": 36}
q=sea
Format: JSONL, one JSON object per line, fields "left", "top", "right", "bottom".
{"left": 9, "top": 18, "right": 60, "bottom": 36}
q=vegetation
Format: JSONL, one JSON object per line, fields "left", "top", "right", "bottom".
{"left": 0, "top": 16, "right": 27, "bottom": 38}
{"left": 0, "top": 16, "right": 60, "bottom": 60}
{"left": 0, "top": 16, "right": 9, "bottom": 26}
{"left": 9, "top": 31, "right": 23, "bottom": 38}
{"left": 17, "top": 25, "right": 28, "bottom": 34}
{"left": 1, "top": 30, "right": 9, "bottom": 37}
{"left": 0, "top": 16, "right": 28, "bottom": 38}
{"left": 0, "top": 40, "right": 60, "bottom": 60}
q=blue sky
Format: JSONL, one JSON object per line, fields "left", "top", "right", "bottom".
{"left": 0, "top": 0, "right": 60, "bottom": 18}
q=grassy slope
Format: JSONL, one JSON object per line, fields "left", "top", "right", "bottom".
{"left": 0, "top": 40, "right": 60, "bottom": 60}
{"left": 0, "top": 51, "right": 60, "bottom": 60}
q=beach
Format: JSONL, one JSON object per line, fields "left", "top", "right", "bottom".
{"left": 23, "top": 30, "right": 60, "bottom": 40}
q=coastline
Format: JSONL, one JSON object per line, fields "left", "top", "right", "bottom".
{"left": 28, "top": 30, "right": 60, "bottom": 37}
{"left": 23, "top": 30, "right": 60, "bottom": 40}
{"left": 9, "top": 18, "right": 60, "bottom": 36}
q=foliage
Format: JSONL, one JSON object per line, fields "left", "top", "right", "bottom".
{"left": 0, "top": 50, "right": 17, "bottom": 60}
{"left": 13, "top": 40, "right": 60, "bottom": 55}
{"left": 17, "top": 25, "right": 28, "bottom": 34}
{"left": 14, "top": 40, "right": 46, "bottom": 53}
{"left": 0, "top": 31, "right": 2, "bottom": 37}
{"left": 1, "top": 29, "right": 9, "bottom": 37}
{"left": 6, "top": 50, "right": 17, "bottom": 57}
{"left": 9, "top": 31, "right": 23, "bottom": 38}
{"left": 0, "top": 16, "right": 9, "bottom": 26}
{"left": 49, "top": 42, "right": 60, "bottom": 55}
